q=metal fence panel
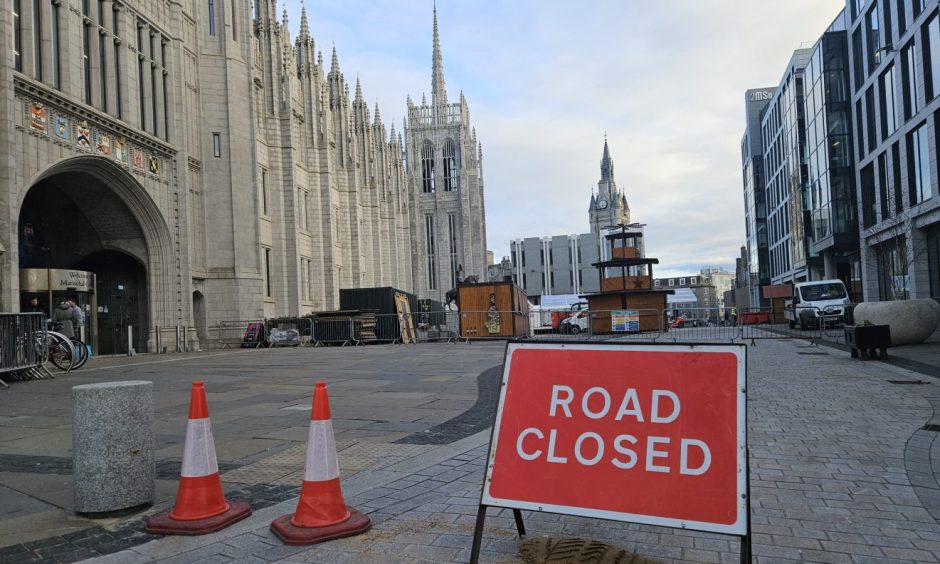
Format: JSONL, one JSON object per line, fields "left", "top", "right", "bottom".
{"left": 311, "top": 317, "right": 356, "bottom": 346}
{"left": 0, "top": 313, "right": 51, "bottom": 387}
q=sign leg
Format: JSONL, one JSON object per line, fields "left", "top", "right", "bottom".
{"left": 469, "top": 505, "right": 487, "bottom": 564}
{"left": 512, "top": 508, "right": 527, "bottom": 537}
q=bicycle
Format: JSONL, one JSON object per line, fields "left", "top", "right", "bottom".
{"left": 42, "top": 322, "right": 77, "bottom": 372}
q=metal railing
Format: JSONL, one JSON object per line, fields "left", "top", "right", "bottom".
{"left": 0, "top": 313, "right": 52, "bottom": 388}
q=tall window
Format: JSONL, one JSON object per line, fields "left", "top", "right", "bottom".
{"left": 909, "top": 122, "right": 932, "bottom": 204}
{"left": 260, "top": 168, "right": 268, "bottom": 215}
{"left": 51, "top": 0, "right": 60, "bottom": 88}
{"left": 99, "top": 7, "right": 108, "bottom": 113}
{"left": 425, "top": 215, "right": 437, "bottom": 290}
{"left": 867, "top": 6, "right": 881, "bottom": 73}
{"left": 161, "top": 41, "right": 169, "bottom": 138}
{"left": 32, "top": 0, "right": 42, "bottom": 79}
{"left": 442, "top": 139, "right": 458, "bottom": 191}
{"left": 421, "top": 141, "right": 435, "bottom": 193}
{"left": 448, "top": 213, "right": 459, "bottom": 289}
{"left": 898, "top": 0, "right": 907, "bottom": 34}
{"left": 301, "top": 259, "right": 310, "bottom": 302}
{"left": 83, "top": 9, "right": 92, "bottom": 103}
{"left": 212, "top": 133, "right": 221, "bottom": 157}
{"left": 926, "top": 14, "right": 940, "bottom": 100}
{"left": 113, "top": 8, "right": 121, "bottom": 117}
{"left": 852, "top": 29, "right": 864, "bottom": 89}
{"left": 13, "top": 0, "right": 22, "bottom": 72}
{"left": 150, "top": 33, "right": 158, "bottom": 136}
{"left": 208, "top": 0, "right": 216, "bottom": 35}
{"left": 892, "top": 142, "right": 904, "bottom": 213}
{"left": 861, "top": 163, "right": 876, "bottom": 228}
{"left": 881, "top": 65, "right": 898, "bottom": 138}
{"left": 264, "top": 248, "right": 272, "bottom": 298}
{"left": 902, "top": 41, "right": 919, "bottom": 119}
{"left": 298, "top": 188, "right": 308, "bottom": 230}
{"left": 231, "top": 0, "right": 237, "bottom": 40}
{"left": 877, "top": 236, "right": 909, "bottom": 300}
{"left": 865, "top": 87, "right": 877, "bottom": 152}
{"left": 137, "top": 22, "right": 146, "bottom": 130}
{"left": 878, "top": 152, "right": 890, "bottom": 220}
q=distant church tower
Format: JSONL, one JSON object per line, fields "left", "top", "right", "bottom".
{"left": 407, "top": 7, "right": 487, "bottom": 300}
{"left": 589, "top": 138, "right": 630, "bottom": 242}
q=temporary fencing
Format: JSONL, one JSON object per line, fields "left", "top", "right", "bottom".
{"left": 311, "top": 316, "right": 357, "bottom": 347}
{"left": 215, "top": 320, "right": 266, "bottom": 349}
{"left": 0, "top": 313, "right": 52, "bottom": 388}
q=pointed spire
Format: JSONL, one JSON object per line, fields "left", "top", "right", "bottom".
{"left": 299, "top": 3, "right": 310, "bottom": 38}
{"left": 431, "top": 3, "right": 448, "bottom": 106}
{"left": 330, "top": 45, "right": 340, "bottom": 73}
{"left": 374, "top": 101, "right": 382, "bottom": 126}
{"left": 317, "top": 49, "right": 324, "bottom": 68}
{"left": 354, "top": 76, "right": 363, "bottom": 102}
{"left": 389, "top": 121, "right": 397, "bottom": 141}
{"left": 600, "top": 137, "right": 614, "bottom": 181}
{"left": 422, "top": 92, "right": 427, "bottom": 105}
{"left": 282, "top": 8, "right": 289, "bottom": 30}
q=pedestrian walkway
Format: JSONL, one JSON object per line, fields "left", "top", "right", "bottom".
{"left": 2, "top": 336, "right": 940, "bottom": 562}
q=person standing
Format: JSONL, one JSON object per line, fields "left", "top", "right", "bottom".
{"left": 730, "top": 307, "right": 738, "bottom": 327}
{"left": 52, "top": 299, "right": 78, "bottom": 339}
{"left": 67, "top": 297, "right": 85, "bottom": 340}
{"left": 25, "top": 296, "right": 47, "bottom": 318}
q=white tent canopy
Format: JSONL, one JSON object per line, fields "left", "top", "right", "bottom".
{"left": 666, "top": 287, "right": 697, "bottom": 304}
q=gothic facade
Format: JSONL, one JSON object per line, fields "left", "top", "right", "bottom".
{"left": 0, "top": 0, "right": 485, "bottom": 352}
{"left": 589, "top": 139, "right": 630, "bottom": 259}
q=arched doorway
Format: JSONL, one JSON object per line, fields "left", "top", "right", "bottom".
{"left": 17, "top": 156, "right": 173, "bottom": 354}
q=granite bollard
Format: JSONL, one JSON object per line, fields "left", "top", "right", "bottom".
{"left": 72, "top": 381, "right": 155, "bottom": 514}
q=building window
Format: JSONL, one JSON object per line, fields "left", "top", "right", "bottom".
{"left": 113, "top": 9, "right": 121, "bottom": 117}
{"left": 876, "top": 236, "right": 909, "bottom": 300}
{"left": 161, "top": 40, "right": 169, "bottom": 139}
{"left": 301, "top": 258, "right": 310, "bottom": 302}
{"left": 881, "top": 65, "right": 898, "bottom": 138}
{"left": 263, "top": 247, "right": 272, "bottom": 298}
{"left": 212, "top": 133, "right": 221, "bottom": 157}
{"left": 691, "top": 277, "right": 698, "bottom": 285}
{"left": 230, "top": 0, "right": 237, "bottom": 40}
{"left": 902, "top": 41, "right": 919, "bottom": 119}
{"left": 260, "top": 168, "right": 268, "bottom": 215}
{"left": 425, "top": 215, "right": 437, "bottom": 290}
{"left": 867, "top": 6, "right": 881, "bottom": 73}
{"left": 421, "top": 142, "right": 435, "bottom": 193}
{"left": 442, "top": 139, "right": 458, "bottom": 191}
{"left": 909, "top": 122, "right": 932, "bottom": 204}
{"left": 448, "top": 213, "right": 459, "bottom": 289}
{"left": 13, "top": 0, "right": 22, "bottom": 71}
{"left": 668, "top": 279, "right": 675, "bottom": 287}
{"left": 83, "top": 15, "right": 92, "bottom": 103}
{"left": 892, "top": 141, "right": 904, "bottom": 213}
{"left": 898, "top": 0, "right": 907, "bottom": 34}
{"left": 208, "top": 0, "right": 216, "bottom": 36}
{"left": 878, "top": 152, "right": 891, "bottom": 220}
{"left": 51, "top": 0, "right": 60, "bottom": 88}
{"left": 150, "top": 33, "right": 158, "bottom": 137}
{"left": 852, "top": 29, "right": 864, "bottom": 90}
{"left": 926, "top": 13, "right": 940, "bottom": 100}
{"left": 298, "top": 189, "right": 308, "bottom": 230}
{"left": 866, "top": 87, "right": 877, "bottom": 152}
{"left": 99, "top": 16, "right": 108, "bottom": 112}
{"left": 32, "top": 0, "right": 42, "bottom": 79}
{"left": 679, "top": 278, "right": 686, "bottom": 286}
{"left": 137, "top": 22, "right": 146, "bottom": 130}
{"left": 861, "top": 163, "right": 876, "bottom": 228}
{"left": 654, "top": 279, "right": 661, "bottom": 287}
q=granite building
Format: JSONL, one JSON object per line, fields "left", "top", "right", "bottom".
{"left": 2, "top": 1, "right": 486, "bottom": 353}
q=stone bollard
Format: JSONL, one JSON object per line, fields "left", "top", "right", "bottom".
{"left": 72, "top": 381, "right": 155, "bottom": 514}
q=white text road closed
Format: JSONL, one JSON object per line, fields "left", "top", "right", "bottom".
{"left": 482, "top": 343, "right": 747, "bottom": 535}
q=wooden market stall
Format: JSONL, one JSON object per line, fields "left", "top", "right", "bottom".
{"left": 457, "top": 280, "right": 529, "bottom": 338}
{"left": 580, "top": 226, "right": 673, "bottom": 334}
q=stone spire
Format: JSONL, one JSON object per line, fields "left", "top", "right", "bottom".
{"left": 600, "top": 137, "right": 614, "bottom": 182}
{"left": 431, "top": 3, "right": 447, "bottom": 106}
{"left": 374, "top": 101, "right": 382, "bottom": 126}
{"left": 331, "top": 45, "right": 340, "bottom": 73}
{"left": 299, "top": 3, "right": 309, "bottom": 39}
{"left": 354, "top": 76, "right": 363, "bottom": 103}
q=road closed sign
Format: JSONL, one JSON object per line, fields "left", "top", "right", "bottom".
{"left": 481, "top": 342, "right": 747, "bottom": 535}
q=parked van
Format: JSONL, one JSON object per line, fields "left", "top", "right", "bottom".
{"left": 783, "top": 279, "right": 850, "bottom": 330}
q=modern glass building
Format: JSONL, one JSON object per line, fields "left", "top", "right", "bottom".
{"left": 846, "top": 0, "right": 940, "bottom": 300}
{"left": 804, "top": 11, "right": 862, "bottom": 298}
{"left": 741, "top": 88, "right": 776, "bottom": 308}
{"left": 761, "top": 49, "right": 814, "bottom": 287}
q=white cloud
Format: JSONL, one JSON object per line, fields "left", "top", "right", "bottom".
{"left": 281, "top": 0, "right": 845, "bottom": 274}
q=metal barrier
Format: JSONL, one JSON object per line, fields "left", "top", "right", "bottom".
{"left": 217, "top": 320, "right": 266, "bottom": 349}
{"left": 311, "top": 316, "right": 356, "bottom": 346}
{"left": 265, "top": 317, "right": 312, "bottom": 347}
{"left": 0, "top": 313, "right": 52, "bottom": 387}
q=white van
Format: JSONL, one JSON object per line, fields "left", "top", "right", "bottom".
{"left": 784, "top": 279, "right": 850, "bottom": 330}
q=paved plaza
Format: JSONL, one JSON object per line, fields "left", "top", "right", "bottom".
{"left": 1, "top": 335, "right": 940, "bottom": 563}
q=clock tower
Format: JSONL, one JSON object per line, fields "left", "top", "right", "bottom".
{"left": 589, "top": 138, "right": 630, "bottom": 244}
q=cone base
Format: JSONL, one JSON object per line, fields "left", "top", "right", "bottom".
{"left": 145, "top": 501, "right": 251, "bottom": 535}
{"left": 270, "top": 507, "right": 371, "bottom": 546}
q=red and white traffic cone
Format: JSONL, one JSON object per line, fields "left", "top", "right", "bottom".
{"left": 146, "top": 381, "right": 251, "bottom": 535}
{"left": 270, "top": 381, "right": 371, "bottom": 545}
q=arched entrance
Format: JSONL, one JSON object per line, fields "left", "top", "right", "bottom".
{"left": 17, "top": 156, "right": 173, "bottom": 354}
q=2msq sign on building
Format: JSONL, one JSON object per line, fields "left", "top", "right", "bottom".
{"left": 477, "top": 342, "right": 747, "bottom": 540}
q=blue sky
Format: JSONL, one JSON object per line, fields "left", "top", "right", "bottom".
{"left": 281, "top": 0, "right": 845, "bottom": 277}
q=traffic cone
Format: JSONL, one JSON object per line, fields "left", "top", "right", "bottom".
{"left": 146, "top": 381, "right": 251, "bottom": 535}
{"left": 270, "top": 381, "right": 371, "bottom": 545}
